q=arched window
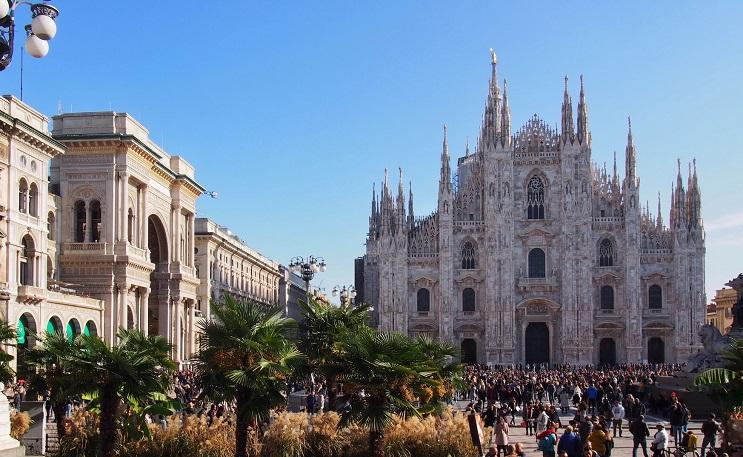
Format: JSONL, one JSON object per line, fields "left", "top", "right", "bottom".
{"left": 90, "top": 200, "right": 102, "bottom": 242}
{"left": 600, "top": 285, "right": 615, "bottom": 310}
{"left": 18, "top": 178, "right": 28, "bottom": 213}
{"left": 649, "top": 285, "right": 663, "bottom": 309}
{"left": 527, "top": 176, "right": 545, "bottom": 219}
{"left": 528, "top": 248, "right": 546, "bottom": 278}
{"left": 28, "top": 183, "right": 38, "bottom": 217}
{"left": 47, "top": 212, "right": 55, "bottom": 240}
{"left": 127, "top": 208, "right": 135, "bottom": 243}
{"left": 20, "top": 235, "right": 34, "bottom": 286}
{"left": 461, "top": 241, "right": 476, "bottom": 269}
{"left": 74, "top": 200, "right": 86, "bottom": 242}
{"left": 416, "top": 288, "right": 430, "bottom": 313}
{"left": 599, "top": 238, "right": 615, "bottom": 267}
{"left": 462, "top": 288, "right": 476, "bottom": 312}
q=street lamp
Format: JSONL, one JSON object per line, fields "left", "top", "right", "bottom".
{"left": 0, "top": 1, "right": 60, "bottom": 71}
{"left": 332, "top": 285, "right": 357, "bottom": 306}
{"left": 288, "top": 255, "right": 326, "bottom": 302}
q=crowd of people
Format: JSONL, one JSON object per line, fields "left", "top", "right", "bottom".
{"left": 460, "top": 364, "right": 727, "bottom": 457}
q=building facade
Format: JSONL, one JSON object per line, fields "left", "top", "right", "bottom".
{"left": 50, "top": 112, "right": 203, "bottom": 364}
{"left": 359, "top": 54, "right": 706, "bottom": 365}
{"left": 0, "top": 96, "right": 104, "bottom": 374}
{"left": 194, "top": 217, "right": 282, "bottom": 314}
{"left": 707, "top": 287, "right": 735, "bottom": 334}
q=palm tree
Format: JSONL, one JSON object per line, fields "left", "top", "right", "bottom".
{"left": 61, "top": 329, "right": 175, "bottom": 457}
{"left": 336, "top": 328, "right": 460, "bottom": 457}
{"left": 298, "top": 297, "right": 372, "bottom": 411}
{"left": 196, "top": 295, "right": 300, "bottom": 457}
{"left": 25, "top": 331, "right": 82, "bottom": 441}
{"left": 0, "top": 319, "right": 16, "bottom": 384}
{"left": 694, "top": 337, "right": 743, "bottom": 445}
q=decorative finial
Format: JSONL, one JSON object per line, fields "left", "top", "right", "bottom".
{"left": 677, "top": 158, "right": 681, "bottom": 173}
{"left": 564, "top": 75, "right": 569, "bottom": 91}
{"left": 580, "top": 74, "right": 584, "bottom": 89}
{"left": 489, "top": 48, "right": 496, "bottom": 65}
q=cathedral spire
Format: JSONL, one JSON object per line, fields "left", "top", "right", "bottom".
{"left": 480, "top": 49, "right": 501, "bottom": 148}
{"left": 408, "top": 181, "right": 414, "bottom": 229}
{"left": 625, "top": 116, "right": 636, "bottom": 186}
{"left": 500, "top": 78, "right": 511, "bottom": 145}
{"left": 576, "top": 74, "right": 589, "bottom": 144}
{"left": 439, "top": 125, "right": 451, "bottom": 194}
{"left": 656, "top": 192, "right": 663, "bottom": 228}
{"left": 561, "top": 75, "right": 575, "bottom": 143}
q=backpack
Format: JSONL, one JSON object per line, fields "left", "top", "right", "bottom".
{"left": 538, "top": 433, "right": 556, "bottom": 451}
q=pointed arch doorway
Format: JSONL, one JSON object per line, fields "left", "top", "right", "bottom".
{"left": 524, "top": 322, "right": 550, "bottom": 365}
{"left": 461, "top": 339, "right": 477, "bottom": 364}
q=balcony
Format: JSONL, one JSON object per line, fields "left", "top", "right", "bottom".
{"left": 643, "top": 308, "right": 670, "bottom": 318}
{"left": 113, "top": 242, "right": 148, "bottom": 259}
{"left": 517, "top": 276, "right": 557, "bottom": 292}
{"left": 62, "top": 242, "right": 111, "bottom": 255}
{"left": 17, "top": 285, "right": 46, "bottom": 304}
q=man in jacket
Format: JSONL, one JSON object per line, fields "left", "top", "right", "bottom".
{"left": 629, "top": 414, "right": 651, "bottom": 457}
{"left": 557, "top": 425, "right": 582, "bottom": 457}
{"left": 611, "top": 400, "right": 625, "bottom": 438}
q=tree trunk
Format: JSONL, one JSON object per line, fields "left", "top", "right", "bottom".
{"left": 52, "top": 402, "right": 66, "bottom": 440}
{"left": 99, "top": 383, "right": 119, "bottom": 457}
{"left": 234, "top": 392, "right": 249, "bottom": 457}
{"left": 369, "top": 429, "right": 384, "bottom": 457}
{"left": 327, "top": 374, "right": 338, "bottom": 412}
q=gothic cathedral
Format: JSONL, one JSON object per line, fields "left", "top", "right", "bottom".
{"left": 358, "top": 52, "right": 706, "bottom": 365}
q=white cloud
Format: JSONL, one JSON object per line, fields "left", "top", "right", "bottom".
{"left": 705, "top": 212, "right": 743, "bottom": 232}
{"left": 706, "top": 232, "right": 743, "bottom": 248}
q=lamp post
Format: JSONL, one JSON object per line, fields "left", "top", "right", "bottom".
{"left": 332, "top": 285, "right": 357, "bottom": 306}
{"left": 288, "top": 255, "right": 326, "bottom": 303}
{"left": 0, "top": 1, "right": 60, "bottom": 71}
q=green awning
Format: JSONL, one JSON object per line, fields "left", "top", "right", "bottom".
{"left": 17, "top": 318, "right": 26, "bottom": 345}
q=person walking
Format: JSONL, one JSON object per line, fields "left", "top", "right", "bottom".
{"left": 629, "top": 415, "right": 651, "bottom": 457}
{"left": 494, "top": 416, "right": 510, "bottom": 457}
{"left": 537, "top": 422, "right": 558, "bottom": 457}
{"left": 700, "top": 413, "right": 720, "bottom": 456}
{"left": 560, "top": 388, "right": 572, "bottom": 414}
{"left": 557, "top": 425, "right": 582, "bottom": 457}
{"left": 670, "top": 404, "right": 684, "bottom": 447}
{"left": 650, "top": 423, "right": 669, "bottom": 457}
{"left": 588, "top": 423, "right": 610, "bottom": 457}
{"left": 537, "top": 407, "right": 550, "bottom": 435}
{"left": 611, "top": 400, "right": 625, "bottom": 438}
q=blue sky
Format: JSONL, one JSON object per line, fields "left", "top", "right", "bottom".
{"left": 5, "top": 1, "right": 742, "bottom": 302}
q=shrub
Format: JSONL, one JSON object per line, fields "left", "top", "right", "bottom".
{"left": 10, "top": 411, "right": 31, "bottom": 439}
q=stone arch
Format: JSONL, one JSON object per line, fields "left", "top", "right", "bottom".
{"left": 528, "top": 248, "right": 546, "bottom": 278}
{"left": 18, "top": 177, "right": 28, "bottom": 213}
{"left": 600, "top": 285, "right": 615, "bottom": 310}
{"left": 462, "top": 288, "right": 476, "bottom": 312}
{"left": 525, "top": 169, "right": 549, "bottom": 220}
{"left": 16, "top": 313, "right": 36, "bottom": 379}
{"left": 416, "top": 288, "right": 430, "bottom": 313}
{"left": 148, "top": 214, "right": 169, "bottom": 337}
{"left": 74, "top": 200, "right": 86, "bottom": 242}
{"left": 649, "top": 284, "right": 663, "bottom": 309}
{"left": 47, "top": 315, "right": 63, "bottom": 335}
{"left": 20, "top": 234, "right": 36, "bottom": 286}
{"left": 597, "top": 236, "right": 617, "bottom": 267}
{"left": 84, "top": 320, "right": 98, "bottom": 337}
{"left": 460, "top": 238, "right": 478, "bottom": 269}
{"left": 66, "top": 318, "right": 81, "bottom": 341}
{"left": 28, "top": 182, "right": 39, "bottom": 217}
{"left": 47, "top": 211, "right": 56, "bottom": 240}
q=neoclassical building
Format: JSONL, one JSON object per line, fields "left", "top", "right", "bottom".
{"left": 0, "top": 96, "right": 104, "bottom": 375}
{"left": 358, "top": 54, "right": 706, "bottom": 365}
{"left": 50, "top": 111, "right": 203, "bottom": 364}
{"left": 194, "top": 218, "right": 282, "bottom": 314}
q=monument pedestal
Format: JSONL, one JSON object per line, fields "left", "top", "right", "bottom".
{"left": 0, "top": 384, "right": 24, "bottom": 457}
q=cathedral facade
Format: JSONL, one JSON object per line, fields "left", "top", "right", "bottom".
{"left": 359, "top": 54, "right": 706, "bottom": 365}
